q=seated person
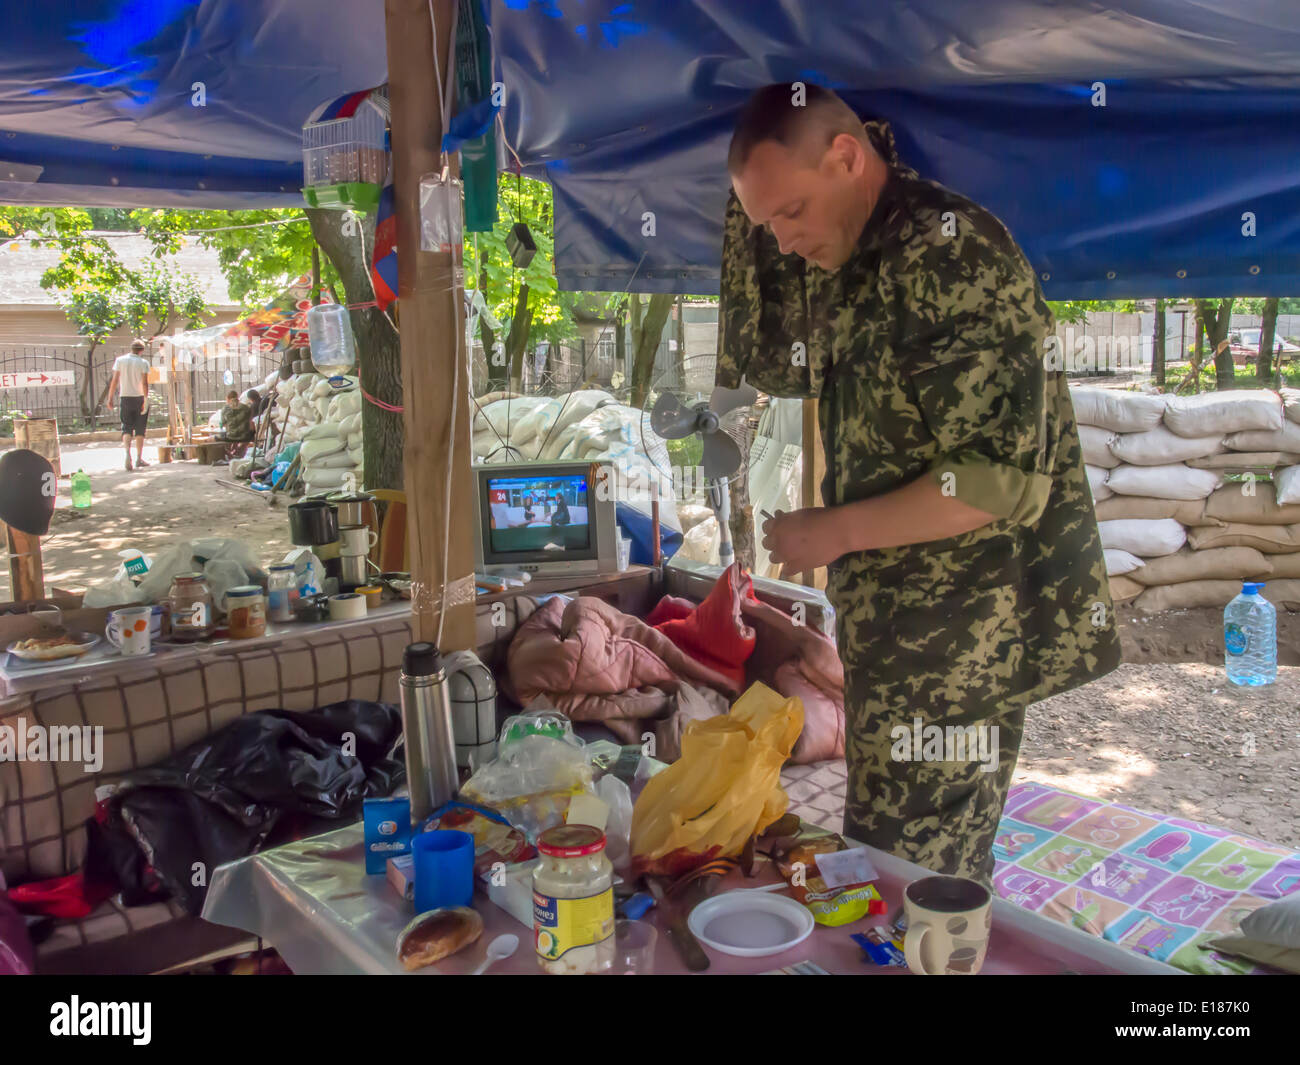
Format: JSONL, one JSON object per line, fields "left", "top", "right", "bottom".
{"left": 219, "top": 390, "right": 254, "bottom": 459}
{"left": 550, "top": 492, "right": 570, "bottom": 527}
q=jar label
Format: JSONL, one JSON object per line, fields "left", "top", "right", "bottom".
{"left": 1225, "top": 622, "right": 1248, "bottom": 656}
{"left": 533, "top": 888, "right": 613, "bottom": 961}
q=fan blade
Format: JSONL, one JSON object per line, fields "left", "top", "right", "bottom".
{"left": 709, "top": 380, "right": 758, "bottom": 418}
{"left": 702, "top": 431, "right": 744, "bottom": 481}
{"left": 649, "top": 392, "right": 700, "bottom": 439}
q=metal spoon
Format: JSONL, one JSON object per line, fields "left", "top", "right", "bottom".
{"left": 470, "top": 933, "right": 519, "bottom": 975}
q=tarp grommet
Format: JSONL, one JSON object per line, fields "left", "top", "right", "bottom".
{"left": 1040, "top": 272, "right": 1050, "bottom": 281}
{"left": 1176, "top": 269, "right": 1187, "bottom": 278}
{"left": 1106, "top": 270, "right": 1116, "bottom": 279}
{"left": 1249, "top": 265, "right": 1260, "bottom": 275}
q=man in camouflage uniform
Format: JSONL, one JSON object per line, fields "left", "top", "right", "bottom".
{"left": 717, "top": 85, "right": 1120, "bottom": 884}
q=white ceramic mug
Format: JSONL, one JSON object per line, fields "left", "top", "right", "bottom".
{"left": 106, "top": 606, "right": 154, "bottom": 657}
{"left": 339, "top": 524, "right": 377, "bottom": 555}
{"left": 903, "top": 875, "right": 993, "bottom": 975}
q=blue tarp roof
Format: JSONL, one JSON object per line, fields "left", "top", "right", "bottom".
{"left": 4, "top": 2, "right": 1300, "bottom": 297}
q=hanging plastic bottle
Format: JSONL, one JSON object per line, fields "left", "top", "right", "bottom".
{"left": 307, "top": 303, "right": 357, "bottom": 377}
{"left": 70, "top": 469, "right": 92, "bottom": 509}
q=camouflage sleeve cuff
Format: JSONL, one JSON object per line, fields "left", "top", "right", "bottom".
{"left": 928, "top": 451, "right": 1053, "bottom": 525}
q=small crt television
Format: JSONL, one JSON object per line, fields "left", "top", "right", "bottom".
{"left": 473, "top": 460, "right": 618, "bottom": 577}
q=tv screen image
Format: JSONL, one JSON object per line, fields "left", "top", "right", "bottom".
{"left": 486, "top": 474, "right": 590, "bottom": 555}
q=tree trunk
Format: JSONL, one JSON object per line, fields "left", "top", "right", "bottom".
{"left": 505, "top": 283, "right": 532, "bottom": 392}
{"left": 1152, "top": 298, "right": 1166, "bottom": 388}
{"left": 1257, "top": 297, "right": 1279, "bottom": 386}
{"left": 615, "top": 306, "right": 626, "bottom": 391}
{"left": 675, "top": 295, "right": 686, "bottom": 384}
{"left": 81, "top": 341, "right": 99, "bottom": 422}
{"left": 480, "top": 265, "right": 506, "bottom": 392}
{"left": 629, "top": 293, "right": 675, "bottom": 409}
{"left": 1195, "top": 297, "right": 1236, "bottom": 390}
{"left": 305, "top": 207, "right": 405, "bottom": 490}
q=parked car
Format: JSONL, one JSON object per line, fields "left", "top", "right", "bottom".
{"left": 1228, "top": 328, "right": 1300, "bottom": 364}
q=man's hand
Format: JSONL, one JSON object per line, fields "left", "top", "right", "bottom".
{"left": 761, "top": 507, "right": 846, "bottom": 577}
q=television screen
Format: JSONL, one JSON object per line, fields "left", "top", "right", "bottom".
{"left": 485, "top": 473, "right": 590, "bottom": 555}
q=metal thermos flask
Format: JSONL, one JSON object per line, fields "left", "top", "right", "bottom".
{"left": 399, "top": 641, "right": 459, "bottom": 823}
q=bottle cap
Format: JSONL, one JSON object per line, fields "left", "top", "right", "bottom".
{"left": 403, "top": 641, "right": 442, "bottom": 677}
{"left": 1243, "top": 581, "right": 1266, "bottom": 593}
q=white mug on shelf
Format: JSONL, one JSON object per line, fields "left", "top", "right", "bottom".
{"left": 106, "top": 606, "right": 154, "bottom": 657}
{"left": 339, "top": 524, "right": 378, "bottom": 555}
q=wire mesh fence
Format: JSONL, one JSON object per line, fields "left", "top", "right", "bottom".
{"left": 0, "top": 344, "right": 280, "bottom": 435}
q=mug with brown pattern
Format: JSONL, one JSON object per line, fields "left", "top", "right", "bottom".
{"left": 903, "top": 875, "right": 993, "bottom": 975}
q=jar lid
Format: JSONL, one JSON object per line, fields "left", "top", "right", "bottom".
{"left": 537, "top": 824, "right": 606, "bottom": 857}
{"left": 268, "top": 563, "right": 297, "bottom": 572}
{"left": 226, "top": 585, "right": 263, "bottom": 598}
{"left": 174, "top": 572, "right": 205, "bottom": 583}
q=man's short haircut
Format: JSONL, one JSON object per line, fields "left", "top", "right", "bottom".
{"left": 227, "top": 390, "right": 239, "bottom": 402}
{"left": 728, "top": 83, "right": 871, "bottom": 173}
{"left": 130, "top": 340, "right": 145, "bottom": 353}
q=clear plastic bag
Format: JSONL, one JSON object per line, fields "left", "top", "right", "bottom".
{"left": 460, "top": 730, "right": 594, "bottom": 844}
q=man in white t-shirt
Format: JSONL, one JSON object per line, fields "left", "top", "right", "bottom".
{"left": 106, "top": 339, "right": 152, "bottom": 471}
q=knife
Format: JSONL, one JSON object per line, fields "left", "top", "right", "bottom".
{"left": 647, "top": 876, "right": 710, "bottom": 972}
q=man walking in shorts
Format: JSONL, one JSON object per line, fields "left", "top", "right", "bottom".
{"left": 107, "top": 339, "right": 151, "bottom": 471}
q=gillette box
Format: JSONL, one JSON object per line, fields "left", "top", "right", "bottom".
{"left": 363, "top": 797, "right": 412, "bottom": 875}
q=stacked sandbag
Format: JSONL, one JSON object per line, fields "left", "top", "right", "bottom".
{"left": 1071, "top": 384, "right": 1300, "bottom": 611}
{"left": 267, "top": 372, "right": 365, "bottom": 492}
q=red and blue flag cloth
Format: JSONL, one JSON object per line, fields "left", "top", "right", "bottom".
{"left": 371, "top": 164, "right": 398, "bottom": 312}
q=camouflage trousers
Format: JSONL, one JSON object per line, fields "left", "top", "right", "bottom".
{"left": 841, "top": 685, "right": 1027, "bottom": 886}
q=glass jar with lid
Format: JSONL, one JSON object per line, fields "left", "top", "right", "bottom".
{"left": 267, "top": 563, "right": 298, "bottom": 623}
{"left": 168, "top": 573, "right": 213, "bottom": 641}
{"left": 532, "top": 824, "right": 615, "bottom": 974}
{"left": 226, "top": 585, "right": 267, "bottom": 639}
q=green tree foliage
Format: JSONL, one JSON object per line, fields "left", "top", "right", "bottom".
{"left": 465, "top": 174, "right": 580, "bottom": 350}
{"left": 0, "top": 207, "right": 212, "bottom": 418}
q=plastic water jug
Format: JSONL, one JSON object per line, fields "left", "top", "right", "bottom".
{"left": 70, "top": 469, "right": 92, "bottom": 509}
{"left": 306, "top": 303, "right": 357, "bottom": 376}
{"left": 1224, "top": 581, "right": 1276, "bottom": 686}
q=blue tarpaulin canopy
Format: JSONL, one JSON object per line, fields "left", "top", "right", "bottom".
{"left": 4, "top": 1, "right": 1300, "bottom": 296}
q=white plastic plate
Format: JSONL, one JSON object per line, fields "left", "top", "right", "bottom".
{"left": 687, "top": 889, "right": 815, "bottom": 958}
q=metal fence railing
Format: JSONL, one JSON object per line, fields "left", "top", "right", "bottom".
{"left": 0, "top": 344, "right": 280, "bottom": 435}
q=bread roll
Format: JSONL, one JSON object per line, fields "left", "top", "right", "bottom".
{"left": 396, "top": 906, "right": 483, "bottom": 971}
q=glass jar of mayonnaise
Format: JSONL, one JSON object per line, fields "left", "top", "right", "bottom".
{"left": 532, "top": 824, "right": 615, "bottom": 974}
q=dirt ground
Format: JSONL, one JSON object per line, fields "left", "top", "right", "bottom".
{"left": 5, "top": 441, "right": 291, "bottom": 600}
{"left": 9, "top": 441, "right": 1300, "bottom": 848}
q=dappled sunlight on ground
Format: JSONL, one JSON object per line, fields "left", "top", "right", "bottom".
{"left": 1021, "top": 662, "right": 1300, "bottom": 847}
{"left": 6, "top": 441, "right": 292, "bottom": 598}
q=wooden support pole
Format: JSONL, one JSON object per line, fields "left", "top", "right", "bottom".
{"left": 384, "top": 0, "right": 476, "bottom": 650}
{"left": 4, "top": 522, "right": 44, "bottom": 603}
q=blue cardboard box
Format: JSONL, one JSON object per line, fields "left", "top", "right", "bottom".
{"left": 363, "top": 796, "right": 412, "bottom": 875}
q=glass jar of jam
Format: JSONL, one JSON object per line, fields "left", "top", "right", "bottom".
{"left": 226, "top": 585, "right": 267, "bottom": 639}
{"left": 168, "top": 573, "right": 213, "bottom": 641}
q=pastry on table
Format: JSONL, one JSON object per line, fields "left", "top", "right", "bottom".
{"left": 396, "top": 907, "right": 483, "bottom": 971}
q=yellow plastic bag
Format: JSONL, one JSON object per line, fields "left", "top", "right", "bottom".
{"left": 630, "top": 683, "right": 803, "bottom": 878}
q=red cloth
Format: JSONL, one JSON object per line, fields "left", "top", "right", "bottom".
{"left": 651, "top": 563, "right": 758, "bottom": 688}
{"left": 7, "top": 872, "right": 114, "bottom": 920}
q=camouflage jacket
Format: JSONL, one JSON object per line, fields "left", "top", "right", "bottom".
{"left": 221, "top": 402, "right": 253, "bottom": 441}
{"left": 717, "top": 121, "right": 1120, "bottom": 721}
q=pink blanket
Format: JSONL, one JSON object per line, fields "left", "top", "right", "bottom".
{"left": 504, "top": 596, "right": 740, "bottom": 760}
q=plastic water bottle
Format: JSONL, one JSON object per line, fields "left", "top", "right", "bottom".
{"left": 306, "top": 303, "right": 357, "bottom": 376}
{"left": 1224, "top": 581, "right": 1277, "bottom": 686}
{"left": 70, "top": 469, "right": 92, "bottom": 509}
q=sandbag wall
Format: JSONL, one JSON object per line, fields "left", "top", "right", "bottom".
{"left": 1076, "top": 385, "right": 1300, "bottom": 612}
{"left": 269, "top": 372, "right": 365, "bottom": 492}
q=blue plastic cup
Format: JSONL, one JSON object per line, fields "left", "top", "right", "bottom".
{"left": 411, "top": 830, "right": 475, "bottom": 914}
